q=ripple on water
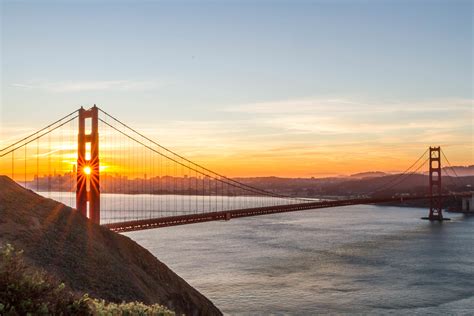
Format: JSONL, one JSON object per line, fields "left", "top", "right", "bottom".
{"left": 125, "top": 205, "right": 474, "bottom": 315}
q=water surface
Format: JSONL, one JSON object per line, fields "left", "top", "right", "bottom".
{"left": 41, "top": 192, "right": 474, "bottom": 314}
{"left": 126, "top": 205, "right": 474, "bottom": 315}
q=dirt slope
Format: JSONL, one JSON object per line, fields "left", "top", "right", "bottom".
{"left": 0, "top": 176, "right": 221, "bottom": 316}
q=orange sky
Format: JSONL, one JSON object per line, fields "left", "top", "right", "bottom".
{"left": 0, "top": 122, "right": 472, "bottom": 180}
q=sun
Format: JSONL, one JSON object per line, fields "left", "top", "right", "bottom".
{"left": 83, "top": 166, "right": 91, "bottom": 175}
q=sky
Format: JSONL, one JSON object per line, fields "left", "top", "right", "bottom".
{"left": 0, "top": 0, "right": 472, "bottom": 177}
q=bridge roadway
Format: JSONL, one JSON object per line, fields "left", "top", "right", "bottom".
{"left": 104, "top": 193, "right": 470, "bottom": 232}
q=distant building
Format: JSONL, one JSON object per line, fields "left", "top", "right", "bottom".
{"left": 461, "top": 194, "right": 473, "bottom": 212}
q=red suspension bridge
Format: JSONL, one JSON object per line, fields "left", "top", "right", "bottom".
{"left": 0, "top": 105, "right": 470, "bottom": 232}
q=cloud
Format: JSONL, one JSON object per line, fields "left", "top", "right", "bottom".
{"left": 114, "top": 97, "right": 471, "bottom": 158}
{"left": 10, "top": 80, "right": 166, "bottom": 93}
{"left": 225, "top": 97, "right": 472, "bottom": 115}
{"left": 11, "top": 83, "right": 34, "bottom": 89}
{"left": 1, "top": 95, "right": 471, "bottom": 177}
{"left": 224, "top": 98, "right": 369, "bottom": 114}
{"left": 223, "top": 97, "right": 473, "bottom": 136}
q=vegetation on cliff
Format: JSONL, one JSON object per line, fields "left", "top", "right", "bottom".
{"left": 0, "top": 176, "right": 222, "bottom": 315}
{"left": 0, "top": 243, "right": 173, "bottom": 315}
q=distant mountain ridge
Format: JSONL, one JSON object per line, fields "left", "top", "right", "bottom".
{"left": 440, "top": 165, "right": 474, "bottom": 177}
{"left": 348, "top": 166, "right": 474, "bottom": 179}
{"left": 233, "top": 172, "right": 473, "bottom": 198}
{"left": 350, "top": 171, "right": 387, "bottom": 179}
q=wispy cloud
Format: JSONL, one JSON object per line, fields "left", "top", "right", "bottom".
{"left": 225, "top": 97, "right": 472, "bottom": 115}
{"left": 223, "top": 97, "right": 472, "bottom": 136}
{"left": 125, "top": 97, "right": 472, "bottom": 154}
{"left": 11, "top": 83, "right": 35, "bottom": 89}
{"left": 1, "top": 96, "right": 471, "bottom": 177}
{"left": 10, "top": 80, "right": 166, "bottom": 93}
{"left": 115, "top": 97, "right": 470, "bottom": 172}
{"left": 225, "top": 98, "right": 369, "bottom": 114}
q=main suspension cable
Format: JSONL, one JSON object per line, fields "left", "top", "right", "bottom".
{"left": 0, "top": 109, "right": 78, "bottom": 153}
{"left": 441, "top": 149, "right": 464, "bottom": 188}
{"left": 0, "top": 115, "right": 79, "bottom": 158}
{"left": 366, "top": 148, "right": 429, "bottom": 195}
{"left": 98, "top": 108, "right": 310, "bottom": 201}
{"left": 98, "top": 110, "right": 312, "bottom": 202}
{"left": 99, "top": 117, "right": 311, "bottom": 201}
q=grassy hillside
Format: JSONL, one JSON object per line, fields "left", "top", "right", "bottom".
{"left": 0, "top": 176, "right": 221, "bottom": 315}
{"left": 0, "top": 243, "right": 173, "bottom": 315}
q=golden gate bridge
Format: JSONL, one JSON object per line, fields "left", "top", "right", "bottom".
{"left": 0, "top": 105, "right": 470, "bottom": 232}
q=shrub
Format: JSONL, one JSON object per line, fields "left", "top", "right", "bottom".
{"left": 0, "top": 244, "right": 174, "bottom": 315}
{"left": 0, "top": 243, "right": 90, "bottom": 315}
{"left": 90, "top": 300, "right": 174, "bottom": 315}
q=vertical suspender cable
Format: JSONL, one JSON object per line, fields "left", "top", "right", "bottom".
{"left": 36, "top": 137, "right": 39, "bottom": 191}
{"left": 24, "top": 144, "right": 27, "bottom": 188}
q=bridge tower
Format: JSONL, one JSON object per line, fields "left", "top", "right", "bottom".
{"left": 427, "top": 146, "right": 443, "bottom": 221}
{"left": 76, "top": 105, "right": 100, "bottom": 224}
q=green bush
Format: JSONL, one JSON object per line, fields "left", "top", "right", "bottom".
{"left": 0, "top": 243, "right": 90, "bottom": 315}
{"left": 90, "top": 300, "right": 173, "bottom": 315}
{"left": 0, "top": 244, "right": 174, "bottom": 316}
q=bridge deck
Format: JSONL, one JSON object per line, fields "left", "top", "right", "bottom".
{"left": 104, "top": 194, "right": 468, "bottom": 232}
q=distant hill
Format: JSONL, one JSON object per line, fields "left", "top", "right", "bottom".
{"left": 442, "top": 165, "right": 474, "bottom": 177}
{"left": 349, "top": 166, "right": 474, "bottom": 179}
{"left": 0, "top": 176, "right": 221, "bottom": 316}
{"left": 350, "top": 171, "right": 387, "bottom": 179}
{"left": 319, "top": 174, "right": 474, "bottom": 197}
{"left": 232, "top": 173, "right": 474, "bottom": 198}
{"left": 420, "top": 165, "right": 474, "bottom": 177}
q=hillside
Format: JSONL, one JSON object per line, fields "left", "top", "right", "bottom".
{"left": 441, "top": 165, "right": 474, "bottom": 177}
{"left": 0, "top": 176, "right": 221, "bottom": 316}
{"left": 350, "top": 171, "right": 387, "bottom": 179}
{"left": 321, "top": 174, "right": 474, "bottom": 196}
{"left": 233, "top": 174, "right": 473, "bottom": 198}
